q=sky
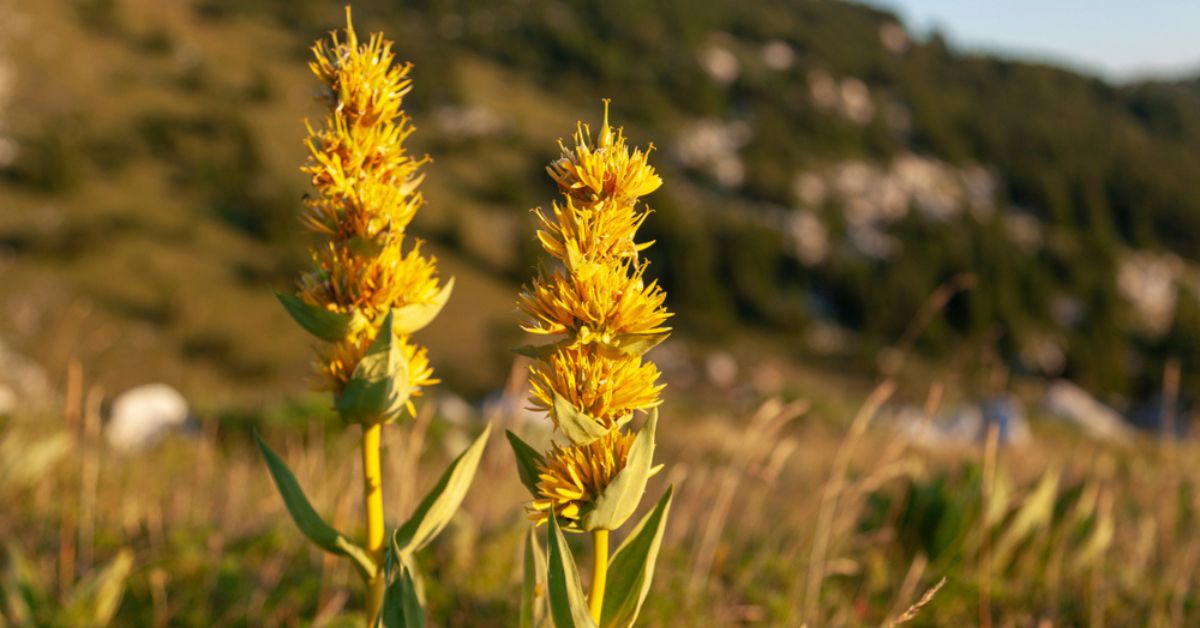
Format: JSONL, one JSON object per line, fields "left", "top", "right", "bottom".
{"left": 860, "top": 0, "right": 1200, "bottom": 82}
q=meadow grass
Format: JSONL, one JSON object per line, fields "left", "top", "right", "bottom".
{"left": 3, "top": 371, "right": 1198, "bottom": 625}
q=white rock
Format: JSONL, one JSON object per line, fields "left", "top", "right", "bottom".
{"left": 699, "top": 45, "right": 739, "bottom": 85}
{"left": 761, "top": 39, "right": 794, "bottom": 71}
{"left": 1003, "top": 212, "right": 1043, "bottom": 252}
{"left": 838, "top": 78, "right": 874, "bottom": 125}
{"left": 674, "top": 118, "right": 750, "bottom": 189}
{"left": 879, "top": 23, "right": 910, "bottom": 55}
{"left": 1117, "top": 252, "right": 1179, "bottom": 338}
{"left": 432, "top": 104, "right": 506, "bottom": 140}
{"left": 1041, "top": 380, "right": 1133, "bottom": 442}
{"left": 705, "top": 352, "right": 738, "bottom": 389}
{"left": 808, "top": 69, "right": 839, "bottom": 110}
{"left": 106, "top": 384, "right": 190, "bottom": 452}
{"left": 793, "top": 172, "right": 827, "bottom": 207}
{"left": 786, "top": 209, "right": 829, "bottom": 266}
{"left": 893, "top": 395, "right": 1030, "bottom": 447}
{"left": 1019, "top": 335, "right": 1066, "bottom": 375}
{"left": 793, "top": 153, "right": 999, "bottom": 243}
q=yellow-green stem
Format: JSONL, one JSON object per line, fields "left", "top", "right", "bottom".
{"left": 362, "top": 423, "right": 386, "bottom": 624}
{"left": 589, "top": 529, "right": 609, "bottom": 623}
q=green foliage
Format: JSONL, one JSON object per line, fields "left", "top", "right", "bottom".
{"left": 580, "top": 412, "right": 657, "bottom": 532}
{"left": 520, "top": 526, "right": 549, "bottom": 628}
{"left": 253, "top": 432, "right": 378, "bottom": 579}
{"left": 390, "top": 278, "right": 456, "bottom": 336}
{"left": 507, "top": 430, "right": 548, "bottom": 497}
{"left": 3, "top": 546, "right": 133, "bottom": 626}
{"left": 545, "top": 515, "right": 597, "bottom": 628}
{"left": 379, "top": 566, "right": 424, "bottom": 628}
{"left": 276, "top": 292, "right": 357, "bottom": 342}
{"left": 599, "top": 487, "right": 673, "bottom": 628}
{"left": 392, "top": 424, "right": 492, "bottom": 557}
{"left": 551, "top": 392, "right": 615, "bottom": 446}
{"left": 337, "top": 312, "right": 413, "bottom": 425}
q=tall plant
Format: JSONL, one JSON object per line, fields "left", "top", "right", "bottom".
{"left": 256, "top": 9, "right": 488, "bottom": 625}
{"left": 509, "top": 103, "right": 675, "bottom": 627}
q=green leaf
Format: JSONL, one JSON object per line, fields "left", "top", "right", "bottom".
{"left": 553, "top": 392, "right": 611, "bottom": 446}
{"left": 546, "top": 514, "right": 597, "bottom": 628}
{"left": 507, "top": 430, "right": 548, "bottom": 496}
{"left": 400, "top": 553, "right": 428, "bottom": 606}
{"left": 254, "top": 432, "right": 377, "bottom": 579}
{"left": 391, "top": 277, "right": 455, "bottom": 335}
{"left": 599, "top": 487, "right": 674, "bottom": 628}
{"left": 580, "top": 411, "right": 657, "bottom": 532}
{"left": 597, "top": 332, "right": 670, "bottom": 359}
{"left": 380, "top": 566, "right": 425, "bottom": 628}
{"left": 993, "top": 469, "right": 1060, "bottom": 572}
{"left": 338, "top": 311, "right": 411, "bottom": 425}
{"left": 521, "top": 525, "right": 549, "bottom": 628}
{"left": 276, "top": 292, "right": 356, "bottom": 342}
{"left": 2, "top": 544, "right": 39, "bottom": 625}
{"left": 393, "top": 424, "right": 492, "bottom": 556}
{"left": 64, "top": 549, "right": 134, "bottom": 627}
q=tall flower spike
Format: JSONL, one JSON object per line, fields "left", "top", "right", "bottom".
{"left": 286, "top": 7, "right": 451, "bottom": 418}
{"left": 262, "top": 11, "right": 490, "bottom": 626}
{"left": 517, "top": 102, "right": 671, "bottom": 529}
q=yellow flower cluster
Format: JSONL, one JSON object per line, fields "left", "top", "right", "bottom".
{"left": 295, "top": 10, "right": 441, "bottom": 409}
{"left": 520, "top": 103, "right": 671, "bottom": 525}
{"left": 527, "top": 430, "right": 637, "bottom": 523}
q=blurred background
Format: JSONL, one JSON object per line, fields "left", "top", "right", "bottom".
{"left": 2, "top": 0, "right": 1199, "bottom": 625}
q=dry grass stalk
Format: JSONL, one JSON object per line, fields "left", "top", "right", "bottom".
{"left": 889, "top": 576, "right": 948, "bottom": 626}
{"left": 801, "top": 379, "right": 896, "bottom": 624}
{"left": 58, "top": 358, "right": 83, "bottom": 598}
{"left": 980, "top": 423, "right": 999, "bottom": 628}
{"left": 687, "top": 399, "right": 807, "bottom": 599}
{"left": 78, "top": 384, "right": 104, "bottom": 570}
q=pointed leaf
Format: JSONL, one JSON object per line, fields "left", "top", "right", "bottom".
{"left": 580, "top": 411, "right": 657, "bottom": 531}
{"left": 597, "top": 332, "right": 670, "bottom": 359}
{"left": 521, "top": 525, "right": 549, "bottom": 628}
{"left": 393, "top": 424, "right": 492, "bottom": 556}
{"left": 600, "top": 487, "right": 674, "bottom": 628}
{"left": 338, "top": 311, "right": 411, "bottom": 425}
{"left": 391, "top": 277, "right": 455, "bottom": 335}
{"left": 380, "top": 566, "right": 425, "bottom": 628}
{"left": 64, "top": 549, "right": 134, "bottom": 626}
{"left": 546, "top": 514, "right": 597, "bottom": 628}
{"left": 276, "top": 292, "right": 355, "bottom": 342}
{"left": 255, "top": 432, "right": 377, "bottom": 579}
{"left": 554, "top": 392, "right": 611, "bottom": 446}
{"left": 508, "top": 430, "right": 548, "bottom": 496}
{"left": 400, "top": 553, "right": 428, "bottom": 606}
{"left": 993, "top": 469, "right": 1059, "bottom": 572}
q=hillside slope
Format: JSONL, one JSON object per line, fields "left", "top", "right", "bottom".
{"left": 2, "top": 0, "right": 1199, "bottom": 407}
